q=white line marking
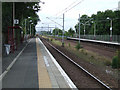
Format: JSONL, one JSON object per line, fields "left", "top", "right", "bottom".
{"left": 43, "top": 56, "right": 50, "bottom": 67}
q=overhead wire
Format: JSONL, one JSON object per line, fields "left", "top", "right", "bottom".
{"left": 56, "top": 0, "right": 85, "bottom": 17}
{"left": 55, "top": 0, "right": 79, "bottom": 16}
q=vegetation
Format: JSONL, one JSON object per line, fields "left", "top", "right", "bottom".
{"left": 52, "top": 28, "right": 63, "bottom": 36}
{"left": 52, "top": 27, "right": 75, "bottom": 37}
{"left": 68, "top": 28, "right": 75, "bottom": 37}
{"left": 2, "top": 2, "right": 40, "bottom": 44}
{"left": 75, "top": 42, "right": 81, "bottom": 50}
{"left": 75, "top": 10, "right": 120, "bottom": 35}
{"left": 112, "top": 50, "right": 120, "bottom": 69}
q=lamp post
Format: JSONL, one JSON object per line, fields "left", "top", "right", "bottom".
{"left": 107, "top": 17, "right": 112, "bottom": 41}
{"left": 91, "top": 21, "right": 96, "bottom": 39}
{"left": 94, "top": 22, "right": 96, "bottom": 37}
{"left": 31, "top": 23, "right": 33, "bottom": 36}
{"left": 24, "top": 19, "right": 27, "bottom": 41}
{"left": 13, "top": 2, "right": 15, "bottom": 27}
{"left": 62, "top": 13, "right": 64, "bottom": 47}
{"left": 78, "top": 14, "right": 80, "bottom": 44}
{"left": 83, "top": 24, "right": 85, "bottom": 37}
{"left": 48, "top": 24, "right": 49, "bottom": 35}
{"left": 81, "top": 23, "right": 90, "bottom": 38}
{"left": 29, "top": 20, "right": 32, "bottom": 36}
{"left": 81, "top": 18, "right": 92, "bottom": 38}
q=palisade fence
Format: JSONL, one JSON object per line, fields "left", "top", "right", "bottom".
{"left": 79, "top": 35, "right": 120, "bottom": 43}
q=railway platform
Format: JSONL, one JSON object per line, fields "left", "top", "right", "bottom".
{"left": 1, "top": 38, "right": 76, "bottom": 89}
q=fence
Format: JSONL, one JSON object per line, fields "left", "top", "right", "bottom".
{"left": 79, "top": 35, "right": 120, "bottom": 43}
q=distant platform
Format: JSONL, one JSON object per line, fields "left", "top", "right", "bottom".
{"left": 67, "top": 37, "right": 120, "bottom": 46}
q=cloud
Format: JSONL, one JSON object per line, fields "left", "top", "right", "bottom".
{"left": 36, "top": 0, "right": 119, "bottom": 31}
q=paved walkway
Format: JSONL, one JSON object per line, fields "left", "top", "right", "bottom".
{"left": 2, "top": 40, "right": 29, "bottom": 73}
{"left": 2, "top": 38, "right": 77, "bottom": 89}
{"left": 3, "top": 38, "right": 38, "bottom": 88}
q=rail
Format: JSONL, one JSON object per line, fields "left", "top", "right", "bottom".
{"left": 45, "top": 41, "right": 112, "bottom": 90}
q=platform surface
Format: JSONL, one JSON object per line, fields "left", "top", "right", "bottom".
{"left": 2, "top": 38, "right": 76, "bottom": 89}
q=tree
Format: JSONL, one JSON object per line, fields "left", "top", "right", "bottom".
{"left": 52, "top": 28, "right": 63, "bottom": 36}
{"left": 68, "top": 28, "right": 75, "bottom": 37}
{"left": 74, "top": 10, "right": 120, "bottom": 35}
{"left": 2, "top": 2, "right": 40, "bottom": 37}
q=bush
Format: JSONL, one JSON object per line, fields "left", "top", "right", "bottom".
{"left": 104, "top": 60, "right": 111, "bottom": 66}
{"left": 75, "top": 43, "right": 81, "bottom": 50}
{"left": 112, "top": 56, "right": 120, "bottom": 69}
{"left": 50, "top": 38, "right": 53, "bottom": 41}
{"left": 68, "top": 43, "right": 71, "bottom": 47}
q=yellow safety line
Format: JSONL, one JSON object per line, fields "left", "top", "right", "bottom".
{"left": 36, "top": 38, "right": 52, "bottom": 88}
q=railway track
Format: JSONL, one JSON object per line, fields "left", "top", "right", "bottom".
{"left": 41, "top": 37, "right": 112, "bottom": 89}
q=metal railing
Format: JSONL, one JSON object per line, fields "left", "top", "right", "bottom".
{"left": 79, "top": 35, "right": 120, "bottom": 43}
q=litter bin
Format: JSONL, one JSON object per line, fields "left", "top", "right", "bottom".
{"left": 4, "top": 44, "right": 10, "bottom": 55}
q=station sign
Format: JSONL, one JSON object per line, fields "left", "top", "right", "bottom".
{"left": 14, "top": 19, "right": 19, "bottom": 24}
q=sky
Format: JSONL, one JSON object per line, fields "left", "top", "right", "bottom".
{"left": 36, "top": 0, "right": 120, "bottom": 32}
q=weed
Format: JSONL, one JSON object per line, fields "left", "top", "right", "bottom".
{"left": 112, "top": 50, "right": 120, "bottom": 69}
{"left": 68, "top": 43, "right": 71, "bottom": 47}
{"left": 91, "top": 55, "right": 94, "bottom": 59}
{"left": 104, "top": 60, "right": 111, "bottom": 66}
{"left": 51, "top": 38, "right": 53, "bottom": 41}
{"left": 81, "top": 49, "right": 84, "bottom": 52}
{"left": 75, "top": 43, "right": 81, "bottom": 50}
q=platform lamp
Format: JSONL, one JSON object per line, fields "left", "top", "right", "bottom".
{"left": 29, "top": 19, "right": 32, "bottom": 37}
{"left": 30, "top": 22, "right": 33, "bottom": 36}
{"left": 107, "top": 17, "right": 112, "bottom": 41}
{"left": 91, "top": 21, "right": 96, "bottom": 39}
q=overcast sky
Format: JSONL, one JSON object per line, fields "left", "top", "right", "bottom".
{"left": 36, "top": 0, "right": 119, "bottom": 32}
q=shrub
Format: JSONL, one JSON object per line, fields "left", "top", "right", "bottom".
{"left": 75, "top": 43, "right": 81, "bottom": 50}
{"left": 104, "top": 60, "right": 111, "bottom": 66}
{"left": 91, "top": 55, "right": 94, "bottom": 59}
{"left": 51, "top": 38, "right": 53, "bottom": 41}
{"left": 112, "top": 56, "right": 120, "bottom": 69}
{"left": 68, "top": 43, "right": 71, "bottom": 47}
{"left": 81, "top": 49, "right": 84, "bottom": 52}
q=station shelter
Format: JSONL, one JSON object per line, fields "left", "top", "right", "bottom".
{"left": 8, "top": 26, "right": 24, "bottom": 53}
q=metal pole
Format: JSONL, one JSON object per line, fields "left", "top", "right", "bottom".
{"left": 48, "top": 24, "right": 49, "bottom": 35}
{"left": 62, "top": 13, "right": 64, "bottom": 47}
{"left": 84, "top": 25, "right": 85, "bottom": 36}
{"left": 25, "top": 19, "right": 27, "bottom": 40}
{"left": 110, "top": 20, "right": 112, "bottom": 37}
{"left": 94, "top": 22, "right": 96, "bottom": 37}
{"left": 79, "top": 14, "right": 80, "bottom": 44}
{"left": 55, "top": 25, "right": 56, "bottom": 36}
{"left": 13, "top": 2, "right": 15, "bottom": 27}
{"left": 109, "top": 19, "right": 112, "bottom": 41}
{"left": 25, "top": 19, "right": 27, "bottom": 35}
{"left": 30, "top": 24, "right": 31, "bottom": 36}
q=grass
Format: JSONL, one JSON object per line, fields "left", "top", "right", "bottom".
{"left": 42, "top": 36, "right": 112, "bottom": 67}
{"left": 52, "top": 39, "right": 62, "bottom": 46}
{"left": 41, "top": 36, "right": 118, "bottom": 79}
{"left": 65, "top": 42, "right": 112, "bottom": 67}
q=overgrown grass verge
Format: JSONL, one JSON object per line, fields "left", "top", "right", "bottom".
{"left": 41, "top": 36, "right": 118, "bottom": 78}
